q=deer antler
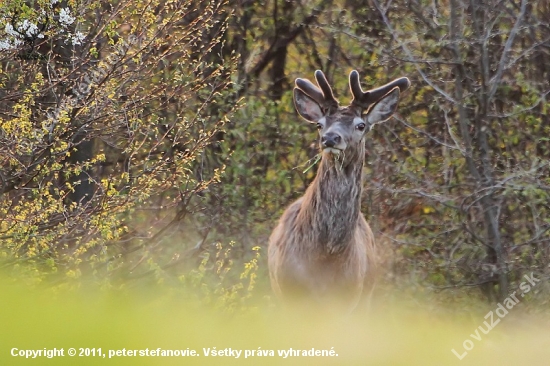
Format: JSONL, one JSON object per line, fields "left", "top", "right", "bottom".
{"left": 349, "top": 70, "right": 410, "bottom": 112}
{"left": 295, "top": 70, "right": 339, "bottom": 113}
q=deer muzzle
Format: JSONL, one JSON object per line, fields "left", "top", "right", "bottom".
{"left": 322, "top": 132, "right": 342, "bottom": 149}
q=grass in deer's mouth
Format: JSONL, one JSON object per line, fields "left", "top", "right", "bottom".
{"left": 328, "top": 148, "right": 345, "bottom": 170}
{"left": 301, "top": 153, "right": 322, "bottom": 174}
{"left": 323, "top": 147, "right": 342, "bottom": 155}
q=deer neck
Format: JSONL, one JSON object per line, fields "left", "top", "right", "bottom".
{"left": 298, "top": 148, "right": 365, "bottom": 254}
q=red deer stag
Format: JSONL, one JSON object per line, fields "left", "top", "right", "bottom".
{"left": 268, "top": 70, "right": 410, "bottom": 310}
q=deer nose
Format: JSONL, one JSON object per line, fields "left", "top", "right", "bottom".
{"left": 322, "top": 132, "right": 341, "bottom": 148}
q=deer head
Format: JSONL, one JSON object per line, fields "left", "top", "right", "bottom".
{"left": 293, "top": 70, "right": 410, "bottom": 165}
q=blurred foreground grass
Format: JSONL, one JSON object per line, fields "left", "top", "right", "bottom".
{"left": 2, "top": 277, "right": 550, "bottom": 366}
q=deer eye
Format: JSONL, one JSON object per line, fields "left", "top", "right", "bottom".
{"left": 316, "top": 123, "right": 323, "bottom": 130}
{"left": 356, "top": 123, "right": 366, "bottom": 131}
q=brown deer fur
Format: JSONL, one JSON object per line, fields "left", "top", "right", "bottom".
{"left": 268, "top": 70, "right": 410, "bottom": 310}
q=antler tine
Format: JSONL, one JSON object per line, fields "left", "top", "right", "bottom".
{"left": 349, "top": 70, "right": 363, "bottom": 103}
{"left": 350, "top": 70, "right": 410, "bottom": 110}
{"left": 295, "top": 70, "right": 339, "bottom": 111}
{"left": 314, "top": 70, "right": 338, "bottom": 108}
{"left": 295, "top": 78, "right": 326, "bottom": 106}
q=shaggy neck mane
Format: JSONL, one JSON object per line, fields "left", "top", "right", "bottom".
{"left": 296, "top": 145, "right": 365, "bottom": 254}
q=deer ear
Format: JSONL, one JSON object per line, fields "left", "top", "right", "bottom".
{"left": 366, "top": 87, "right": 400, "bottom": 125}
{"left": 293, "top": 88, "right": 324, "bottom": 122}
